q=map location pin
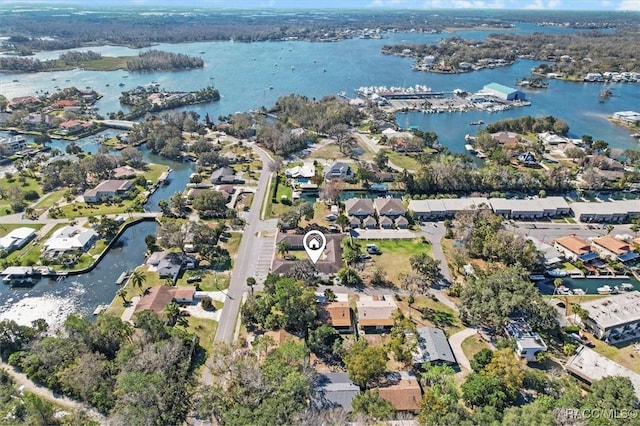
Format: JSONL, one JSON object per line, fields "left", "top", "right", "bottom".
{"left": 303, "top": 230, "right": 327, "bottom": 265}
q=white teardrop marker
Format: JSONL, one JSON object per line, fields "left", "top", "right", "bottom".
{"left": 303, "top": 230, "right": 327, "bottom": 265}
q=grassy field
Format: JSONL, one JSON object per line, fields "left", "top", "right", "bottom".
{"left": 0, "top": 174, "right": 42, "bottom": 215}
{"left": 186, "top": 317, "right": 218, "bottom": 358}
{"left": 589, "top": 333, "right": 640, "bottom": 374}
{"left": 396, "top": 295, "right": 465, "bottom": 336}
{"left": 178, "top": 269, "right": 231, "bottom": 291}
{"left": 266, "top": 176, "right": 295, "bottom": 218}
{"left": 221, "top": 232, "right": 242, "bottom": 261}
{"left": 32, "top": 189, "right": 66, "bottom": 212}
{"left": 58, "top": 197, "right": 144, "bottom": 218}
{"left": 358, "top": 238, "right": 431, "bottom": 284}
{"left": 309, "top": 143, "right": 344, "bottom": 160}
{"left": 142, "top": 163, "right": 170, "bottom": 182}
{"left": 384, "top": 150, "right": 420, "bottom": 171}
{"left": 461, "top": 334, "right": 491, "bottom": 362}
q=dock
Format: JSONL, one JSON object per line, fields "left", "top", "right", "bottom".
{"left": 158, "top": 170, "right": 171, "bottom": 185}
{"left": 93, "top": 304, "right": 109, "bottom": 315}
{"left": 116, "top": 270, "right": 131, "bottom": 285}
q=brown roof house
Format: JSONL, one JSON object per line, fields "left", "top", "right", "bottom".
{"left": 553, "top": 234, "right": 598, "bottom": 262}
{"left": 132, "top": 285, "right": 196, "bottom": 319}
{"left": 320, "top": 301, "right": 354, "bottom": 333}
{"left": 344, "top": 198, "right": 375, "bottom": 229}
{"left": 374, "top": 197, "right": 407, "bottom": 229}
{"left": 272, "top": 232, "right": 344, "bottom": 280}
{"left": 592, "top": 235, "right": 638, "bottom": 263}
{"left": 356, "top": 295, "right": 398, "bottom": 334}
{"left": 376, "top": 372, "right": 422, "bottom": 412}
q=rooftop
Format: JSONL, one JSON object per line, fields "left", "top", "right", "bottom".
{"left": 580, "top": 291, "right": 640, "bottom": 330}
{"left": 377, "top": 372, "right": 422, "bottom": 411}
{"left": 565, "top": 346, "right": 640, "bottom": 400}
{"left": 592, "top": 235, "right": 632, "bottom": 255}
{"left": 356, "top": 296, "right": 397, "bottom": 326}
{"left": 413, "top": 327, "right": 457, "bottom": 365}
{"left": 553, "top": 234, "right": 593, "bottom": 255}
{"left": 313, "top": 372, "right": 360, "bottom": 412}
{"left": 483, "top": 82, "right": 519, "bottom": 95}
{"left": 504, "top": 318, "right": 547, "bottom": 350}
{"left": 321, "top": 301, "right": 352, "bottom": 328}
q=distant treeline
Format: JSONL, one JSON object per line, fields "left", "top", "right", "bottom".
{"left": 2, "top": 9, "right": 638, "bottom": 52}
{"left": 126, "top": 50, "right": 204, "bottom": 71}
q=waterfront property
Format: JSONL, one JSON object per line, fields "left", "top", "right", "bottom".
{"left": 527, "top": 236, "right": 564, "bottom": 267}
{"left": 374, "top": 197, "right": 407, "bottom": 229}
{"left": 146, "top": 251, "right": 197, "bottom": 283}
{"left": 325, "top": 161, "right": 353, "bottom": 181}
{"left": 612, "top": 111, "right": 640, "bottom": 126}
{"left": 83, "top": 179, "right": 134, "bottom": 203}
{"left": 0, "top": 135, "right": 28, "bottom": 156}
{"left": 129, "top": 285, "right": 196, "bottom": 319}
{"left": 552, "top": 235, "right": 598, "bottom": 262}
{"left": 412, "top": 327, "right": 457, "bottom": 367}
{"left": 210, "top": 166, "right": 236, "bottom": 184}
{"left": 313, "top": 372, "right": 360, "bottom": 412}
{"left": 408, "top": 197, "right": 490, "bottom": 220}
{"left": 0, "top": 227, "right": 36, "bottom": 254}
{"left": 344, "top": 198, "right": 375, "bottom": 228}
{"left": 570, "top": 200, "right": 640, "bottom": 223}
{"left": 577, "top": 291, "right": 640, "bottom": 343}
{"left": 356, "top": 295, "right": 398, "bottom": 334}
{"left": 565, "top": 346, "right": 640, "bottom": 400}
{"left": 41, "top": 225, "right": 97, "bottom": 260}
{"left": 504, "top": 318, "right": 547, "bottom": 362}
{"left": 591, "top": 235, "right": 638, "bottom": 263}
{"left": 480, "top": 83, "right": 526, "bottom": 101}
{"left": 490, "top": 196, "right": 570, "bottom": 219}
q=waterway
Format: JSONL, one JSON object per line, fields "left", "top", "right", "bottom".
{"left": 537, "top": 277, "right": 639, "bottom": 296}
{"left": 0, "top": 22, "right": 639, "bottom": 326}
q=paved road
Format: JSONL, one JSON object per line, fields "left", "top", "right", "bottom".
{"left": 213, "top": 142, "right": 273, "bottom": 344}
{"left": 448, "top": 328, "right": 479, "bottom": 372}
{"left": 1, "top": 362, "right": 107, "bottom": 424}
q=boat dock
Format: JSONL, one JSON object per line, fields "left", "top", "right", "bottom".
{"left": 116, "top": 270, "right": 131, "bottom": 285}
{"left": 93, "top": 304, "right": 109, "bottom": 315}
{"left": 158, "top": 170, "right": 171, "bottom": 185}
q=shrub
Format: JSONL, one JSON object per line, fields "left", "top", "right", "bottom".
{"left": 201, "top": 295, "right": 215, "bottom": 311}
{"left": 562, "top": 325, "right": 580, "bottom": 334}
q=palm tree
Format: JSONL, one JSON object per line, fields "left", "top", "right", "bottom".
{"left": 129, "top": 270, "right": 147, "bottom": 294}
{"left": 246, "top": 276, "right": 256, "bottom": 294}
{"left": 164, "top": 301, "right": 187, "bottom": 326}
{"left": 277, "top": 240, "right": 290, "bottom": 257}
{"left": 553, "top": 278, "right": 563, "bottom": 296}
{"left": 117, "top": 288, "right": 128, "bottom": 304}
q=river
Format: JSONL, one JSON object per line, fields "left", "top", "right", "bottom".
{"left": 0, "top": 22, "right": 639, "bottom": 326}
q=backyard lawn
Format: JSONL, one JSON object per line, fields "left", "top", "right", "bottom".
{"left": 395, "top": 295, "right": 465, "bottom": 336}
{"left": 461, "top": 334, "right": 491, "bottom": 362}
{"left": 359, "top": 238, "right": 431, "bottom": 284}
{"left": 6, "top": 223, "right": 67, "bottom": 265}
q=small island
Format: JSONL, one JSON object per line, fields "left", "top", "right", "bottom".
{"left": 0, "top": 49, "right": 204, "bottom": 73}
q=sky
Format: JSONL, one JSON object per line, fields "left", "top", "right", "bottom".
{"left": 3, "top": 0, "right": 639, "bottom": 11}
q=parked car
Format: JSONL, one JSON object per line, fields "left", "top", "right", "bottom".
{"left": 366, "top": 244, "right": 381, "bottom": 255}
{"left": 186, "top": 275, "right": 202, "bottom": 283}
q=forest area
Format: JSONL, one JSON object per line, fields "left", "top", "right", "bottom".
{"left": 383, "top": 29, "right": 640, "bottom": 75}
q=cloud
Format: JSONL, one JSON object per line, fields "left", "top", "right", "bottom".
{"left": 617, "top": 0, "right": 640, "bottom": 10}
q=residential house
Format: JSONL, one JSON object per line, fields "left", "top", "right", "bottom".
{"left": 8, "top": 96, "right": 39, "bottom": 110}
{"left": 132, "top": 285, "right": 196, "bottom": 318}
{"left": 570, "top": 200, "right": 640, "bottom": 223}
{"left": 527, "top": 237, "right": 564, "bottom": 267}
{"left": 490, "top": 131, "right": 519, "bottom": 145}
{"left": 412, "top": 327, "right": 457, "bottom": 367}
{"left": 325, "top": 162, "right": 353, "bottom": 181}
{"left": 395, "top": 216, "right": 409, "bottom": 229}
{"left": 271, "top": 232, "right": 344, "bottom": 279}
{"left": 374, "top": 197, "right": 406, "bottom": 219}
{"left": 565, "top": 346, "right": 640, "bottom": 400}
{"left": 58, "top": 120, "right": 92, "bottom": 135}
{"left": 344, "top": 198, "right": 375, "bottom": 228}
{"left": 362, "top": 216, "right": 377, "bottom": 229}
{"left": 42, "top": 226, "right": 97, "bottom": 259}
{"left": 537, "top": 132, "right": 570, "bottom": 145}
{"left": 356, "top": 295, "right": 397, "bottom": 333}
{"left": 504, "top": 318, "right": 547, "bottom": 362}
{"left": 379, "top": 216, "right": 394, "bottom": 229}
{"left": 592, "top": 235, "right": 638, "bottom": 263}
{"left": 313, "top": 373, "right": 360, "bottom": 412}
{"left": 320, "top": 301, "right": 354, "bottom": 333}
{"left": 553, "top": 235, "right": 598, "bottom": 262}
{"left": 52, "top": 99, "right": 78, "bottom": 109}
{"left": 0, "top": 135, "right": 28, "bottom": 155}
{"left": 376, "top": 372, "right": 422, "bottom": 412}
{"left": 516, "top": 151, "right": 537, "bottom": 166}
{"left": 578, "top": 291, "right": 640, "bottom": 343}
{"left": 83, "top": 180, "right": 134, "bottom": 203}
{"left": 408, "top": 197, "right": 490, "bottom": 221}
{"left": 146, "top": 251, "right": 196, "bottom": 283}
{"left": 210, "top": 166, "right": 236, "bottom": 184}
{"left": 612, "top": 111, "right": 640, "bottom": 125}
{"left": 0, "top": 227, "right": 36, "bottom": 254}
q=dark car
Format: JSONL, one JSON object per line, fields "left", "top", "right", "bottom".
{"left": 186, "top": 275, "right": 202, "bottom": 283}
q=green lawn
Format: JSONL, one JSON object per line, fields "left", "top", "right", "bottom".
{"left": 461, "top": 334, "right": 491, "bottom": 362}
{"left": 142, "top": 163, "right": 170, "bottom": 183}
{"left": 6, "top": 223, "right": 67, "bottom": 265}
{"left": 396, "top": 295, "right": 465, "bottom": 336}
{"left": 185, "top": 317, "right": 218, "bottom": 359}
{"left": 177, "top": 269, "right": 230, "bottom": 291}
{"left": 309, "top": 143, "right": 345, "bottom": 160}
{"left": 32, "top": 189, "right": 66, "bottom": 212}
{"left": 358, "top": 238, "right": 431, "bottom": 284}
{"left": 58, "top": 195, "right": 145, "bottom": 218}
{"left": 221, "top": 232, "right": 242, "bottom": 261}
{"left": 0, "top": 223, "right": 43, "bottom": 238}
{"left": 384, "top": 150, "right": 420, "bottom": 171}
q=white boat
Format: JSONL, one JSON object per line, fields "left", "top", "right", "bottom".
{"left": 631, "top": 133, "right": 640, "bottom": 138}
{"left": 547, "top": 269, "right": 568, "bottom": 277}
{"left": 573, "top": 289, "right": 586, "bottom": 295}
{"left": 619, "top": 283, "right": 635, "bottom": 291}
{"left": 557, "top": 285, "right": 573, "bottom": 295}
{"left": 597, "top": 285, "right": 617, "bottom": 295}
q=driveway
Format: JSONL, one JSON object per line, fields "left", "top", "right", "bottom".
{"left": 448, "top": 328, "right": 478, "bottom": 371}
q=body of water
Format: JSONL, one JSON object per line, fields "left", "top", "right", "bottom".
{"left": 0, "top": 22, "right": 639, "bottom": 324}
{"left": 537, "top": 277, "right": 639, "bottom": 296}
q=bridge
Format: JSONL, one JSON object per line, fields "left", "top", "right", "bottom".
{"left": 96, "top": 119, "right": 138, "bottom": 130}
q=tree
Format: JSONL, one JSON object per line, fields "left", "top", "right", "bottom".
{"left": 461, "top": 373, "right": 509, "bottom": 410}
{"left": 191, "top": 190, "right": 228, "bottom": 218}
{"left": 163, "top": 301, "right": 185, "bottom": 326}
{"left": 344, "top": 339, "right": 387, "bottom": 390}
{"left": 374, "top": 150, "right": 389, "bottom": 169}
{"left": 144, "top": 234, "right": 157, "bottom": 252}
{"left": 307, "top": 324, "right": 341, "bottom": 360}
{"left": 277, "top": 239, "right": 290, "bottom": 256}
{"left": 583, "top": 376, "right": 639, "bottom": 416}
{"left": 117, "top": 288, "right": 128, "bottom": 304}
{"left": 120, "top": 147, "right": 144, "bottom": 168}
{"left": 336, "top": 214, "right": 350, "bottom": 232}
{"left": 284, "top": 260, "right": 317, "bottom": 286}
{"left": 351, "top": 389, "right": 394, "bottom": 421}
{"left": 96, "top": 216, "right": 119, "bottom": 240}
{"left": 337, "top": 267, "right": 362, "bottom": 287}
{"left": 246, "top": 276, "right": 256, "bottom": 294}
{"left": 553, "top": 278, "right": 563, "bottom": 296}
{"left": 409, "top": 253, "right": 440, "bottom": 285}
{"left": 483, "top": 348, "right": 525, "bottom": 400}
{"left": 470, "top": 348, "right": 494, "bottom": 373}
{"left": 502, "top": 396, "right": 556, "bottom": 426}
{"left": 129, "top": 270, "right": 147, "bottom": 294}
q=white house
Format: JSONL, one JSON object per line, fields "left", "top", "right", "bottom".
{"left": 0, "top": 227, "right": 36, "bottom": 253}
{"left": 42, "top": 226, "right": 98, "bottom": 258}
{"left": 504, "top": 318, "right": 547, "bottom": 362}
{"left": 0, "top": 135, "right": 28, "bottom": 155}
